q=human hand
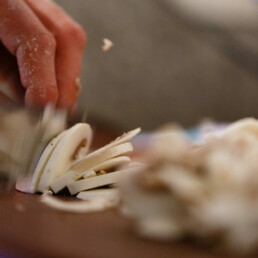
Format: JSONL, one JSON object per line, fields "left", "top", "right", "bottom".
{"left": 0, "top": 0, "right": 86, "bottom": 110}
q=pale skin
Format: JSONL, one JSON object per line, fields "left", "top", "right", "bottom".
{"left": 0, "top": 0, "right": 87, "bottom": 110}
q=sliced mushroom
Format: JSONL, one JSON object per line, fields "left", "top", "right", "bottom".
{"left": 83, "top": 171, "right": 97, "bottom": 179}
{"left": 30, "top": 131, "right": 66, "bottom": 193}
{"left": 105, "top": 128, "right": 141, "bottom": 149}
{"left": 37, "top": 123, "right": 92, "bottom": 193}
{"left": 40, "top": 193, "right": 115, "bottom": 213}
{"left": 70, "top": 142, "right": 133, "bottom": 173}
{"left": 77, "top": 188, "right": 119, "bottom": 203}
{"left": 50, "top": 143, "right": 133, "bottom": 193}
{"left": 81, "top": 156, "right": 131, "bottom": 179}
{"left": 67, "top": 170, "right": 125, "bottom": 195}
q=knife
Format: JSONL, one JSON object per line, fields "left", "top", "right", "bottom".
{"left": 0, "top": 103, "right": 67, "bottom": 186}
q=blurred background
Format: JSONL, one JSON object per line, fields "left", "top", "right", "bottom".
{"left": 56, "top": 0, "right": 258, "bottom": 131}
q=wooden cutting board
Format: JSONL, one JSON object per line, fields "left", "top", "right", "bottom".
{"left": 0, "top": 187, "right": 234, "bottom": 258}
{"left": 0, "top": 128, "right": 249, "bottom": 258}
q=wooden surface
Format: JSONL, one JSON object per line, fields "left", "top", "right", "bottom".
{"left": 0, "top": 188, "right": 232, "bottom": 258}
{"left": 0, "top": 128, "right": 250, "bottom": 258}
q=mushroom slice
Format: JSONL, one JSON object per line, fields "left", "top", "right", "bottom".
{"left": 83, "top": 171, "right": 97, "bottom": 178}
{"left": 15, "top": 131, "right": 66, "bottom": 193}
{"left": 77, "top": 188, "right": 119, "bottom": 203}
{"left": 67, "top": 170, "right": 125, "bottom": 195}
{"left": 82, "top": 156, "right": 131, "bottom": 179}
{"left": 40, "top": 194, "right": 114, "bottom": 213}
{"left": 37, "top": 123, "right": 92, "bottom": 193}
{"left": 70, "top": 142, "right": 133, "bottom": 173}
{"left": 30, "top": 131, "right": 66, "bottom": 193}
{"left": 105, "top": 128, "right": 141, "bottom": 149}
{"left": 50, "top": 143, "right": 133, "bottom": 193}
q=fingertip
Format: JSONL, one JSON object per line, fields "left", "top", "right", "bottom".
{"left": 25, "top": 85, "right": 58, "bottom": 109}
{"left": 57, "top": 78, "right": 81, "bottom": 110}
{"left": 66, "top": 102, "right": 78, "bottom": 117}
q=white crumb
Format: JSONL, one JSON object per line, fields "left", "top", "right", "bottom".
{"left": 102, "top": 38, "right": 114, "bottom": 52}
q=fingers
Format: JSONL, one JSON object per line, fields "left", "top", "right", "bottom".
{"left": 25, "top": 0, "right": 87, "bottom": 109}
{"left": 0, "top": 0, "right": 58, "bottom": 109}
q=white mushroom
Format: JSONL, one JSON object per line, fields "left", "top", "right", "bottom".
{"left": 119, "top": 119, "right": 258, "bottom": 254}
{"left": 30, "top": 131, "right": 66, "bottom": 193}
{"left": 40, "top": 193, "right": 115, "bottom": 213}
{"left": 68, "top": 170, "right": 126, "bottom": 195}
{"left": 82, "top": 156, "right": 130, "bottom": 179}
{"left": 37, "top": 123, "right": 92, "bottom": 193}
{"left": 50, "top": 143, "right": 133, "bottom": 193}
{"left": 77, "top": 188, "right": 119, "bottom": 202}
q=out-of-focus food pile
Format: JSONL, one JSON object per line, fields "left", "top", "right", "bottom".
{"left": 120, "top": 118, "right": 258, "bottom": 254}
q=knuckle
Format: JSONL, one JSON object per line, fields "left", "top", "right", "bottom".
{"left": 17, "top": 30, "right": 56, "bottom": 58}
{"left": 38, "top": 31, "right": 56, "bottom": 50}
{"left": 58, "top": 22, "right": 87, "bottom": 48}
{"left": 36, "top": 31, "right": 56, "bottom": 57}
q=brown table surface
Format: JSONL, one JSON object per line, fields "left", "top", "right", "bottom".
{"left": 0, "top": 128, "right": 250, "bottom": 258}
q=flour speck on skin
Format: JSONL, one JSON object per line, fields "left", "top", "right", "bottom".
{"left": 39, "top": 87, "right": 46, "bottom": 98}
{"left": 43, "top": 41, "right": 54, "bottom": 56}
{"left": 44, "top": 49, "right": 51, "bottom": 56}
{"left": 25, "top": 41, "right": 32, "bottom": 50}
{"left": 27, "top": 66, "right": 35, "bottom": 76}
{"left": 28, "top": 53, "right": 37, "bottom": 62}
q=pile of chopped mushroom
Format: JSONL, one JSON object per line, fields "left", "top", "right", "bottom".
{"left": 120, "top": 118, "right": 258, "bottom": 254}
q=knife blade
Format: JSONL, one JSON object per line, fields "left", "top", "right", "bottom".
{"left": 0, "top": 104, "right": 67, "bottom": 186}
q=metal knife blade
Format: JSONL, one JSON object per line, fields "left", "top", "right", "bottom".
{"left": 0, "top": 104, "right": 67, "bottom": 186}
